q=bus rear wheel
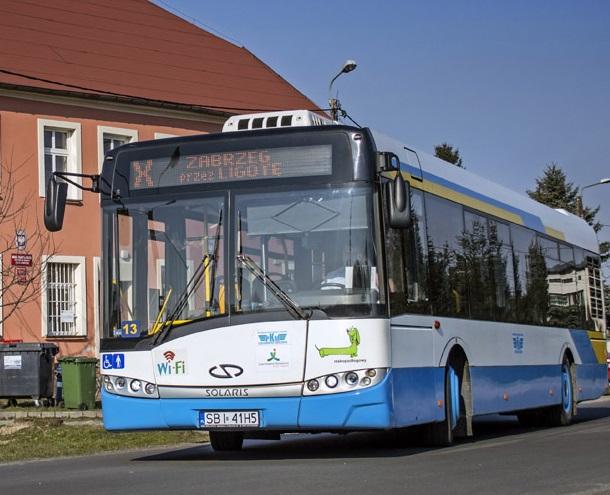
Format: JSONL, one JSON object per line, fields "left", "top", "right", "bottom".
{"left": 209, "top": 431, "right": 244, "bottom": 451}
{"left": 517, "top": 358, "right": 575, "bottom": 428}
{"left": 544, "top": 359, "right": 575, "bottom": 427}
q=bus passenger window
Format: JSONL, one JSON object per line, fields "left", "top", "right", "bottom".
{"left": 384, "top": 188, "right": 429, "bottom": 316}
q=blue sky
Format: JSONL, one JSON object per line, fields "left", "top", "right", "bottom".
{"left": 156, "top": 0, "right": 610, "bottom": 264}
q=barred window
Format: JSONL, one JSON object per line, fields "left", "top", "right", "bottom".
{"left": 43, "top": 257, "right": 86, "bottom": 337}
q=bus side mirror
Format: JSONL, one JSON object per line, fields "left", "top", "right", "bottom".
{"left": 377, "top": 151, "right": 411, "bottom": 229}
{"left": 44, "top": 176, "right": 68, "bottom": 232}
{"left": 387, "top": 173, "right": 411, "bottom": 228}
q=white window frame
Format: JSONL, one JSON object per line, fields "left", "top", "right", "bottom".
{"left": 37, "top": 119, "right": 82, "bottom": 200}
{"left": 154, "top": 132, "right": 177, "bottom": 140}
{"left": 92, "top": 256, "right": 101, "bottom": 357}
{"left": 41, "top": 255, "right": 87, "bottom": 338}
{"left": 97, "top": 126, "right": 138, "bottom": 172}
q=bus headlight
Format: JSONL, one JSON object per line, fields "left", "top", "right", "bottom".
{"left": 307, "top": 379, "right": 320, "bottom": 392}
{"left": 303, "top": 369, "right": 387, "bottom": 396}
{"left": 345, "top": 372, "right": 359, "bottom": 386}
{"left": 325, "top": 375, "right": 339, "bottom": 388}
{"left": 102, "top": 375, "right": 159, "bottom": 399}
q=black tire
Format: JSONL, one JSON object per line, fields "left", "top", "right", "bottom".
{"left": 424, "top": 366, "right": 456, "bottom": 446}
{"left": 543, "top": 359, "right": 575, "bottom": 427}
{"left": 209, "top": 431, "right": 244, "bottom": 452}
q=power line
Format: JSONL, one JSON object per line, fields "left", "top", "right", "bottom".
{"left": 0, "top": 67, "right": 326, "bottom": 114}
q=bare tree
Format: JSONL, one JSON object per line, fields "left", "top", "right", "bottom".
{"left": 0, "top": 151, "right": 56, "bottom": 326}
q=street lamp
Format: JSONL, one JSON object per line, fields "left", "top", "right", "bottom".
{"left": 328, "top": 59, "right": 357, "bottom": 121}
{"left": 577, "top": 178, "right": 610, "bottom": 218}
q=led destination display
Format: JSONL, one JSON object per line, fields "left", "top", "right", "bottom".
{"left": 130, "top": 144, "right": 332, "bottom": 190}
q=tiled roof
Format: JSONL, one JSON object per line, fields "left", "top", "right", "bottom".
{"left": 0, "top": 0, "right": 319, "bottom": 114}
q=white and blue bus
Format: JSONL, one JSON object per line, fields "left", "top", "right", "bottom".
{"left": 45, "top": 110, "right": 607, "bottom": 451}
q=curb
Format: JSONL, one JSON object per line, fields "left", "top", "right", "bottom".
{"left": 0, "top": 410, "right": 103, "bottom": 420}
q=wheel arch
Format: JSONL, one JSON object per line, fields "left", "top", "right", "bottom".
{"left": 438, "top": 339, "right": 474, "bottom": 438}
{"left": 438, "top": 337, "right": 472, "bottom": 368}
{"left": 559, "top": 343, "right": 578, "bottom": 366}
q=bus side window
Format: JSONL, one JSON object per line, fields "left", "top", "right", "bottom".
{"left": 384, "top": 188, "right": 429, "bottom": 316}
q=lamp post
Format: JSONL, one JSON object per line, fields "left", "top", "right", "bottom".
{"left": 577, "top": 178, "right": 610, "bottom": 218}
{"left": 328, "top": 59, "right": 357, "bottom": 121}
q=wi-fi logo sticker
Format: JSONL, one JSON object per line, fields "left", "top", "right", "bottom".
{"left": 163, "top": 351, "right": 176, "bottom": 361}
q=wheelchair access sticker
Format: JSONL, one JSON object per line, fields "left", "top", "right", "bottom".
{"left": 102, "top": 353, "right": 125, "bottom": 370}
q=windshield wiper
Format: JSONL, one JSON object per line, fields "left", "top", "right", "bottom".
{"left": 154, "top": 209, "right": 223, "bottom": 345}
{"left": 237, "top": 254, "right": 311, "bottom": 320}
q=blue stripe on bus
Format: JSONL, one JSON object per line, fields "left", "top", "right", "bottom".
{"left": 575, "top": 363, "right": 608, "bottom": 401}
{"left": 469, "top": 365, "right": 561, "bottom": 415}
{"left": 102, "top": 376, "right": 395, "bottom": 431}
{"left": 400, "top": 162, "right": 546, "bottom": 232}
{"left": 102, "top": 362, "right": 607, "bottom": 431}
{"left": 390, "top": 366, "right": 445, "bottom": 425}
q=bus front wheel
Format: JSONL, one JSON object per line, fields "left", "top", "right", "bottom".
{"left": 424, "top": 364, "right": 460, "bottom": 446}
{"left": 209, "top": 431, "right": 244, "bottom": 452}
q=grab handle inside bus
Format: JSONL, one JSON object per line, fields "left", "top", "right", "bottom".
{"left": 44, "top": 175, "right": 68, "bottom": 232}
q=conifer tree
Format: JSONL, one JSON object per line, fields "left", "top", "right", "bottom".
{"left": 527, "top": 163, "right": 602, "bottom": 231}
{"left": 527, "top": 162, "right": 607, "bottom": 258}
{"left": 434, "top": 143, "right": 464, "bottom": 168}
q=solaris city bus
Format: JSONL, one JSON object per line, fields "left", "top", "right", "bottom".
{"left": 44, "top": 110, "right": 607, "bottom": 451}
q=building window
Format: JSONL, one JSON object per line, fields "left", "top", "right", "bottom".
{"left": 104, "top": 134, "right": 130, "bottom": 154}
{"left": 38, "top": 119, "right": 82, "bottom": 200}
{"left": 42, "top": 256, "right": 87, "bottom": 338}
{"left": 97, "top": 126, "right": 138, "bottom": 171}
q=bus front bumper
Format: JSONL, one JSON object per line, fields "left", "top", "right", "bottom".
{"left": 101, "top": 374, "right": 393, "bottom": 431}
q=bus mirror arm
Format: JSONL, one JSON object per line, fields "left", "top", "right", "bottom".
{"left": 43, "top": 171, "right": 114, "bottom": 232}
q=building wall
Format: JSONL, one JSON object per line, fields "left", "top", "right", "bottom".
{"left": 0, "top": 92, "right": 223, "bottom": 358}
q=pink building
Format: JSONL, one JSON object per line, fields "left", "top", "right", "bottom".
{"left": 0, "top": 0, "right": 317, "bottom": 357}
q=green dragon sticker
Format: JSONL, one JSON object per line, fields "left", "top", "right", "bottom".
{"left": 316, "top": 326, "right": 360, "bottom": 358}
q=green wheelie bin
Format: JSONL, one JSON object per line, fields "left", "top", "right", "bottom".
{"left": 60, "top": 356, "right": 98, "bottom": 410}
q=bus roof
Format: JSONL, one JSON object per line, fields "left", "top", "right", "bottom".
{"left": 372, "top": 130, "right": 599, "bottom": 253}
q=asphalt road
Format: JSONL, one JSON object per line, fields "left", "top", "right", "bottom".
{"left": 3, "top": 397, "right": 610, "bottom": 495}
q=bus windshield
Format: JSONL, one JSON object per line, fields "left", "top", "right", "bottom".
{"left": 104, "top": 196, "right": 225, "bottom": 338}
{"left": 234, "top": 185, "right": 382, "bottom": 317}
{"left": 103, "top": 183, "right": 384, "bottom": 339}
